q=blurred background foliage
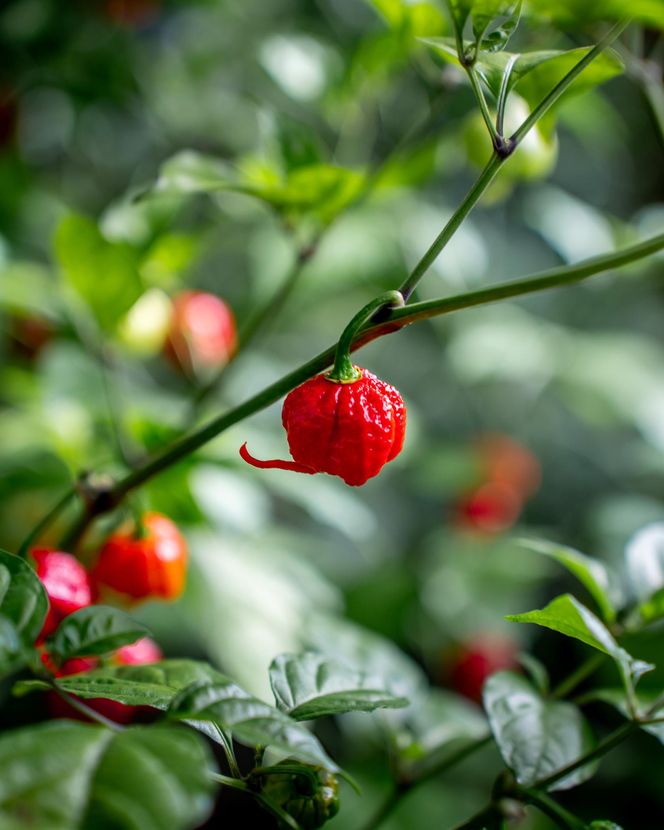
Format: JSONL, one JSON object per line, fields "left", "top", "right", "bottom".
{"left": 0, "top": 0, "right": 663, "bottom": 827}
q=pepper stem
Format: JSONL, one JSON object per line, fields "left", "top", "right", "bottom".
{"left": 327, "top": 291, "right": 405, "bottom": 384}
{"left": 239, "top": 443, "right": 316, "bottom": 475}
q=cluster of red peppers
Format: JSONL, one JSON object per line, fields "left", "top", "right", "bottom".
{"left": 31, "top": 511, "right": 187, "bottom": 723}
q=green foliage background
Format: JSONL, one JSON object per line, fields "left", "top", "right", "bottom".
{"left": 0, "top": 0, "right": 663, "bottom": 828}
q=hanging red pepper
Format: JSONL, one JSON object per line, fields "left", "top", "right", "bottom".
{"left": 241, "top": 292, "right": 406, "bottom": 487}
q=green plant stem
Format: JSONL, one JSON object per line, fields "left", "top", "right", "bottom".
{"left": 399, "top": 18, "right": 628, "bottom": 303}
{"left": 552, "top": 654, "right": 606, "bottom": 699}
{"left": 452, "top": 805, "right": 501, "bottom": 830}
{"left": 454, "top": 721, "right": 638, "bottom": 830}
{"left": 360, "top": 736, "right": 492, "bottom": 830}
{"left": 517, "top": 787, "right": 586, "bottom": 830}
{"left": 536, "top": 721, "right": 637, "bottom": 791}
{"left": 17, "top": 488, "right": 77, "bottom": 558}
{"left": 468, "top": 66, "right": 499, "bottom": 145}
{"left": 191, "top": 237, "right": 321, "bottom": 412}
{"left": 329, "top": 291, "right": 404, "bottom": 382}
{"left": 511, "top": 19, "right": 629, "bottom": 146}
{"left": 58, "top": 230, "right": 664, "bottom": 545}
{"left": 496, "top": 54, "right": 519, "bottom": 137}
{"left": 398, "top": 154, "right": 503, "bottom": 302}
{"left": 209, "top": 771, "right": 250, "bottom": 792}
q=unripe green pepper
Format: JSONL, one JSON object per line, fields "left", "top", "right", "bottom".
{"left": 259, "top": 763, "right": 340, "bottom": 829}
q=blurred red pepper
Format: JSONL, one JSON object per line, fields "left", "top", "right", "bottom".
{"left": 92, "top": 512, "right": 187, "bottom": 603}
{"left": 31, "top": 549, "right": 93, "bottom": 640}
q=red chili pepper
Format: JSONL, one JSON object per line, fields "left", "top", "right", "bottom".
{"left": 31, "top": 549, "right": 93, "bottom": 640}
{"left": 164, "top": 290, "right": 237, "bottom": 376}
{"left": 447, "top": 634, "right": 518, "bottom": 703}
{"left": 92, "top": 512, "right": 187, "bottom": 602}
{"left": 241, "top": 367, "right": 406, "bottom": 486}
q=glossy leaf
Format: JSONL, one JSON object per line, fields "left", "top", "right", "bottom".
{"left": 54, "top": 214, "right": 143, "bottom": 331}
{"left": 0, "top": 721, "right": 215, "bottom": 830}
{"left": 398, "top": 689, "right": 489, "bottom": 780}
{"left": 471, "top": 1, "right": 522, "bottom": 52}
{"left": 0, "top": 549, "right": 48, "bottom": 646}
{"left": 28, "top": 659, "right": 223, "bottom": 710}
{"left": 169, "top": 676, "right": 337, "bottom": 770}
{"left": 506, "top": 594, "right": 654, "bottom": 695}
{"left": 49, "top": 606, "right": 150, "bottom": 662}
{"left": 519, "top": 538, "right": 619, "bottom": 622}
{"left": 483, "top": 671, "right": 596, "bottom": 791}
{"left": 304, "top": 615, "right": 428, "bottom": 701}
{"left": 269, "top": 651, "right": 409, "bottom": 721}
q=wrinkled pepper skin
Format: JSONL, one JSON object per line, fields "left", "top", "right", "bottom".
{"left": 31, "top": 549, "right": 93, "bottom": 639}
{"left": 92, "top": 512, "right": 187, "bottom": 602}
{"left": 241, "top": 368, "right": 406, "bottom": 486}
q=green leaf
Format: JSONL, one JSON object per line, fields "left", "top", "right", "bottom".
{"left": 471, "top": 1, "right": 522, "bottom": 52}
{"left": 397, "top": 689, "right": 489, "bottom": 780}
{"left": 423, "top": 40, "right": 623, "bottom": 111}
{"left": 0, "top": 721, "right": 215, "bottom": 830}
{"left": 35, "top": 659, "right": 223, "bottom": 710}
{"left": 304, "top": 615, "right": 428, "bottom": 701}
{"left": 0, "top": 548, "right": 48, "bottom": 647}
{"left": 268, "top": 651, "right": 409, "bottom": 721}
{"left": 519, "top": 538, "right": 619, "bottom": 622}
{"left": 626, "top": 523, "right": 664, "bottom": 604}
{"left": 54, "top": 214, "right": 143, "bottom": 331}
{"left": 153, "top": 150, "right": 238, "bottom": 196}
{"left": 0, "top": 615, "right": 23, "bottom": 678}
{"left": 483, "top": 671, "right": 596, "bottom": 791}
{"left": 506, "top": 594, "right": 654, "bottom": 696}
{"left": 243, "top": 163, "right": 367, "bottom": 224}
{"left": 169, "top": 676, "right": 338, "bottom": 770}
{"left": 589, "top": 823, "right": 624, "bottom": 830}
{"left": 589, "top": 688, "right": 664, "bottom": 746}
{"left": 49, "top": 606, "right": 150, "bottom": 663}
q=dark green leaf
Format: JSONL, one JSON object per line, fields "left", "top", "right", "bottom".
{"left": 483, "top": 671, "right": 596, "bottom": 791}
{"left": 269, "top": 651, "right": 409, "bottom": 721}
{"left": 49, "top": 606, "right": 150, "bottom": 662}
{"left": 304, "top": 615, "right": 427, "bottom": 701}
{"left": 0, "top": 615, "right": 23, "bottom": 678}
{"left": 506, "top": 594, "right": 654, "bottom": 694}
{"left": 519, "top": 538, "right": 619, "bottom": 622}
{"left": 0, "top": 549, "right": 48, "bottom": 647}
{"left": 0, "top": 721, "right": 215, "bottom": 830}
{"left": 54, "top": 214, "right": 143, "bottom": 331}
{"left": 38, "top": 659, "right": 223, "bottom": 710}
{"left": 169, "top": 677, "right": 337, "bottom": 770}
{"left": 589, "top": 823, "right": 624, "bottom": 830}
